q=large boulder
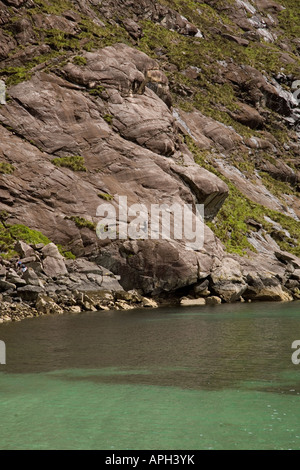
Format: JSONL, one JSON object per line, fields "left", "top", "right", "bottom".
{"left": 6, "top": 269, "right": 26, "bottom": 286}
{"left": 42, "top": 257, "right": 68, "bottom": 278}
{"left": 205, "top": 296, "right": 222, "bottom": 305}
{"left": 212, "top": 282, "right": 247, "bottom": 303}
{"left": 211, "top": 258, "right": 244, "bottom": 283}
{"left": 0, "top": 279, "right": 16, "bottom": 292}
{"left": 17, "top": 285, "right": 44, "bottom": 301}
{"left": 41, "top": 243, "right": 63, "bottom": 259}
{"left": 229, "top": 102, "right": 265, "bottom": 129}
{"left": 225, "top": 63, "right": 294, "bottom": 116}
{"left": 0, "top": 43, "right": 229, "bottom": 295}
{"left": 243, "top": 273, "right": 293, "bottom": 302}
{"left": 40, "top": 243, "right": 68, "bottom": 277}
{"left": 97, "top": 226, "right": 224, "bottom": 294}
{"left": 15, "top": 240, "right": 35, "bottom": 259}
{"left": 22, "top": 267, "right": 44, "bottom": 287}
{"left": 65, "top": 258, "right": 103, "bottom": 275}
{"left": 210, "top": 258, "right": 247, "bottom": 303}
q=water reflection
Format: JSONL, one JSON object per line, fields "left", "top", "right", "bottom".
{"left": 1, "top": 302, "right": 300, "bottom": 391}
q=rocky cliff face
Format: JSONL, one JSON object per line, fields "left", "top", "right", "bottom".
{"left": 0, "top": 0, "right": 299, "bottom": 302}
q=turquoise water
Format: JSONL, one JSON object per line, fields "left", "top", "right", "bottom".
{"left": 0, "top": 302, "right": 300, "bottom": 449}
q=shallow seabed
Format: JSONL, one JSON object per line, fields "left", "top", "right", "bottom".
{"left": 0, "top": 301, "right": 300, "bottom": 450}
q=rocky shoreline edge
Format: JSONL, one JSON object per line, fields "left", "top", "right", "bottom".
{"left": 0, "top": 240, "right": 300, "bottom": 324}
{"left": 0, "top": 240, "right": 161, "bottom": 323}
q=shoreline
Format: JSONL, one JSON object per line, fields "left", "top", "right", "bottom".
{"left": 0, "top": 285, "right": 299, "bottom": 325}
{"left": 0, "top": 289, "right": 161, "bottom": 324}
{"left": 1, "top": 241, "right": 300, "bottom": 324}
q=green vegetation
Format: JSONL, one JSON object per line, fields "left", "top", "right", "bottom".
{"left": 1, "top": 50, "right": 61, "bottom": 85}
{"left": 89, "top": 86, "right": 105, "bottom": 95}
{"left": 43, "top": 28, "right": 80, "bottom": 51}
{"left": 103, "top": 114, "right": 113, "bottom": 125}
{"left": 156, "top": 0, "right": 300, "bottom": 74}
{"left": 186, "top": 135, "right": 300, "bottom": 257}
{"left": 0, "top": 163, "right": 14, "bottom": 175}
{"left": 66, "top": 216, "right": 96, "bottom": 231}
{"left": 0, "top": 222, "right": 76, "bottom": 260}
{"left": 0, "top": 223, "right": 50, "bottom": 259}
{"left": 28, "top": 0, "right": 74, "bottom": 15}
{"left": 259, "top": 172, "right": 296, "bottom": 200}
{"left": 73, "top": 55, "right": 87, "bottom": 66}
{"left": 88, "top": 86, "right": 106, "bottom": 97}
{"left": 158, "top": 0, "right": 234, "bottom": 30}
{"left": 56, "top": 244, "right": 76, "bottom": 259}
{"left": 98, "top": 192, "right": 114, "bottom": 201}
{"left": 138, "top": 1, "right": 300, "bottom": 138}
{"left": 52, "top": 156, "right": 87, "bottom": 172}
{"left": 0, "top": 220, "right": 77, "bottom": 260}
{"left": 230, "top": 153, "right": 256, "bottom": 178}
{"left": 1, "top": 1, "right": 131, "bottom": 86}
{"left": 208, "top": 178, "right": 300, "bottom": 257}
{"left": 77, "top": 18, "right": 130, "bottom": 49}
{"left": 139, "top": 22, "right": 258, "bottom": 138}
{"left": 278, "top": 0, "right": 300, "bottom": 44}
{"left": 7, "top": 224, "right": 51, "bottom": 246}
{"left": 1, "top": 66, "right": 32, "bottom": 86}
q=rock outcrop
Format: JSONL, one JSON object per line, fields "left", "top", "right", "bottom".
{"left": 0, "top": 43, "right": 229, "bottom": 295}
{"left": 0, "top": 240, "right": 160, "bottom": 322}
{"left": 0, "top": 0, "right": 299, "bottom": 307}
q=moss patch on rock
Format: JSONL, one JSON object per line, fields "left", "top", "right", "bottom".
{"left": 186, "top": 135, "right": 300, "bottom": 257}
{"left": 0, "top": 222, "right": 76, "bottom": 260}
{"left": 66, "top": 216, "right": 96, "bottom": 231}
{"left": 0, "top": 163, "right": 14, "bottom": 174}
{"left": 98, "top": 192, "right": 114, "bottom": 201}
{"left": 52, "top": 156, "right": 87, "bottom": 172}
{"left": 0, "top": 223, "right": 50, "bottom": 259}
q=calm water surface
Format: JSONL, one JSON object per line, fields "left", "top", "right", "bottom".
{"left": 0, "top": 301, "right": 300, "bottom": 449}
